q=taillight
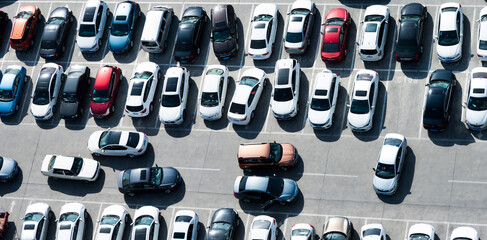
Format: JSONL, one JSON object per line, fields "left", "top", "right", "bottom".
{"left": 242, "top": 116, "right": 247, "bottom": 121}
{"left": 141, "top": 108, "right": 147, "bottom": 113}
{"left": 188, "top": 55, "right": 195, "bottom": 59}
{"left": 413, "top": 54, "right": 419, "bottom": 60}
{"left": 118, "top": 188, "right": 123, "bottom": 192}
{"left": 262, "top": 52, "right": 269, "bottom": 56}
{"left": 378, "top": 50, "right": 382, "bottom": 56}
{"left": 284, "top": 46, "right": 289, "bottom": 49}
{"left": 125, "top": 109, "right": 129, "bottom": 113}
{"left": 298, "top": 46, "right": 305, "bottom": 50}
{"left": 292, "top": 224, "right": 295, "bottom": 227}
{"left": 138, "top": 148, "right": 143, "bottom": 152}
{"left": 159, "top": 46, "right": 163, "bottom": 49}
{"left": 273, "top": 219, "right": 276, "bottom": 224}
{"left": 233, "top": 192, "right": 237, "bottom": 197}
{"left": 310, "top": 224, "right": 314, "bottom": 229}
{"left": 438, "top": 123, "right": 446, "bottom": 128}
{"left": 248, "top": 53, "right": 254, "bottom": 56}
{"left": 478, "top": 54, "right": 483, "bottom": 58}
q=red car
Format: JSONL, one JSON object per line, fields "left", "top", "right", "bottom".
{"left": 90, "top": 65, "right": 121, "bottom": 118}
{"left": 321, "top": 8, "right": 350, "bottom": 63}
{"left": 0, "top": 211, "right": 8, "bottom": 239}
{"left": 10, "top": 5, "right": 41, "bottom": 50}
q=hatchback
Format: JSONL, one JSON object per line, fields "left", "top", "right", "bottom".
{"left": 321, "top": 8, "right": 351, "bottom": 62}
{"left": 90, "top": 65, "right": 121, "bottom": 118}
{"left": 238, "top": 142, "right": 298, "bottom": 171}
{"left": 77, "top": 0, "right": 109, "bottom": 53}
{"left": 359, "top": 5, "right": 389, "bottom": 61}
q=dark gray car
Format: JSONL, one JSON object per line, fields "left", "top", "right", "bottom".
{"left": 233, "top": 176, "right": 299, "bottom": 209}
{"left": 60, "top": 66, "right": 91, "bottom": 119}
{"left": 118, "top": 167, "right": 181, "bottom": 196}
{"left": 0, "top": 156, "right": 19, "bottom": 182}
{"left": 208, "top": 208, "right": 239, "bottom": 240}
{"left": 211, "top": 5, "right": 238, "bottom": 59}
{"left": 40, "top": 7, "right": 73, "bottom": 59}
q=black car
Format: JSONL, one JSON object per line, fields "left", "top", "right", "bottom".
{"left": 208, "top": 208, "right": 239, "bottom": 240}
{"left": 0, "top": 11, "right": 8, "bottom": 36}
{"left": 118, "top": 167, "right": 181, "bottom": 196}
{"left": 40, "top": 7, "right": 74, "bottom": 59}
{"left": 174, "top": 7, "right": 207, "bottom": 63}
{"left": 423, "top": 69, "right": 456, "bottom": 131}
{"left": 60, "top": 65, "right": 91, "bottom": 119}
{"left": 211, "top": 5, "right": 238, "bottom": 60}
{"left": 395, "top": 3, "right": 427, "bottom": 62}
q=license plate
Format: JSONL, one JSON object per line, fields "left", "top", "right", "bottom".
{"left": 403, "top": 58, "right": 412, "bottom": 61}
{"left": 132, "top": 112, "right": 139, "bottom": 116}
{"left": 327, "top": 59, "right": 335, "bottom": 61}
{"left": 367, "top": 56, "right": 373, "bottom": 58}
{"left": 473, "top": 127, "right": 481, "bottom": 131}
{"left": 223, "top": 57, "right": 230, "bottom": 59}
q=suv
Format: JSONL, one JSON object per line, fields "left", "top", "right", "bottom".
{"left": 238, "top": 142, "right": 298, "bottom": 171}
{"left": 211, "top": 5, "right": 239, "bottom": 59}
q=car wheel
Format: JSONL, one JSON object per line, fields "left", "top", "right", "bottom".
{"left": 49, "top": 211, "right": 54, "bottom": 220}
{"left": 111, "top": 105, "right": 115, "bottom": 113}
{"left": 70, "top": 14, "right": 74, "bottom": 23}
{"left": 15, "top": 104, "right": 19, "bottom": 111}
{"left": 264, "top": 78, "right": 268, "bottom": 87}
{"left": 80, "top": 107, "right": 84, "bottom": 115}
{"left": 124, "top": 215, "right": 129, "bottom": 223}
{"left": 281, "top": 166, "right": 288, "bottom": 171}
{"left": 251, "top": 111, "right": 255, "bottom": 119}
{"left": 127, "top": 192, "right": 135, "bottom": 197}
{"left": 98, "top": 39, "right": 102, "bottom": 47}
{"left": 62, "top": 45, "right": 66, "bottom": 53}
{"left": 127, "top": 154, "right": 135, "bottom": 158}
{"left": 197, "top": 48, "right": 201, "bottom": 55}
{"left": 52, "top": 104, "right": 57, "bottom": 113}
{"left": 150, "top": 103, "right": 154, "bottom": 113}
{"left": 244, "top": 168, "right": 252, "bottom": 172}
{"left": 30, "top": 40, "right": 34, "bottom": 47}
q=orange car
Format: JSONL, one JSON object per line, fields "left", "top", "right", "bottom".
{"left": 10, "top": 5, "right": 41, "bottom": 50}
{"left": 237, "top": 142, "right": 298, "bottom": 171}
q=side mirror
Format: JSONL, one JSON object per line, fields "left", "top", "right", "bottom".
{"left": 55, "top": 219, "right": 59, "bottom": 222}
{"left": 360, "top": 21, "right": 364, "bottom": 24}
{"left": 21, "top": 217, "right": 24, "bottom": 220}
{"left": 156, "top": 164, "right": 159, "bottom": 167}
{"left": 477, "top": 19, "right": 481, "bottom": 23}
{"left": 346, "top": 103, "right": 351, "bottom": 107}
{"left": 425, "top": 83, "right": 430, "bottom": 86}
{"left": 463, "top": 101, "right": 467, "bottom": 107}
{"left": 261, "top": 200, "right": 274, "bottom": 210}
{"left": 372, "top": 168, "right": 376, "bottom": 171}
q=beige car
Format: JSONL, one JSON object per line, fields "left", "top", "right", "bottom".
{"left": 237, "top": 142, "right": 298, "bottom": 171}
{"left": 322, "top": 217, "right": 353, "bottom": 240}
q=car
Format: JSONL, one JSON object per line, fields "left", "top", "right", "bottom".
{"left": 238, "top": 142, "right": 298, "bottom": 171}
{"left": 60, "top": 65, "right": 91, "bottom": 119}
{"left": 248, "top": 4, "right": 278, "bottom": 60}
{"left": 322, "top": 217, "right": 353, "bottom": 240}
{"left": 130, "top": 206, "right": 160, "bottom": 240}
{"left": 118, "top": 166, "right": 181, "bottom": 196}
{"left": 372, "top": 133, "right": 407, "bottom": 195}
{"left": 423, "top": 69, "right": 456, "bottom": 131}
{"left": 109, "top": 1, "right": 141, "bottom": 53}
{"left": 208, "top": 208, "right": 239, "bottom": 240}
{"left": 95, "top": 205, "right": 129, "bottom": 240}
{"left": 291, "top": 224, "right": 314, "bottom": 240}
{"left": 41, "top": 155, "right": 101, "bottom": 182}
{"left": 308, "top": 69, "right": 340, "bottom": 129}
{"left": 227, "top": 68, "right": 267, "bottom": 125}
{"left": 20, "top": 203, "right": 51, "bottom": 240}
{"left": 284, "top": 0, "right": 315, "bottom": 54}
{"left": 450, "top": 227, "right": 479, "bottom": 240}
{"left": 271, "top": 59, "right": 300, "bottom": 120}
{"left": 211, "top": 4, "right": 239, "bottom": 59}
{"left": 174, "top": 7, "right": 207, "bottom": 63}
{"left": 40, "top": 7, "right": 74, "bottom": 59}
{"left": 321, "top": 8, "right": 351, "bottom": 63}
{"left": 125, "top": 62, "right": 161, "bottom": 117}
{"left": 361, "top": 224, "right": 386, "bottom": 240}
{"left": 407, "top": 224, "right": 435, "bottom": 240}
{"left": 0, "top": 156, "right": 19, "bottom": 182}
{"left": 465, "top": 67, "right": 487, "bottom": 130}
{"left": 10, "top": 5, "right": 41, "bottom": 50}
{"left": 436, "top": 3, "right": 463, "bottom": 62}
{"left": 347, "top": 70, "right": 379, "bottom": 132}
{"left": 395, "top": 3, "right": 427, "bottom": 62}
{"left": 0, "top": 212, "right": 9, "bottom": 239}
{"left": 248, "top": 216, "right": 278, "bottom": 240}
{"left": 171, "top": 210, "right": 199, "bottom": 240}
{"left": 0, "top": 65, "right": 27, "bottom": 116}
{"left": 140, "top": 6, "right": 174, "bottom": 53}
{"left": 88, "top": 129, "right": 149, "bottom": 157}
{"left": 199, "top": 65, "right": 229, "bottom": 121}
{"left": 233, "top": 175, "right": 299, "bottom": 208}
{"left": 77, "top": 0, "right": 109, "bottom": 53}
{"left": 358, "top": 5, "right": 389, "bottom": 61}
{"left": 31, "top": 63, "right": 64, "bottom": 121}
{"left": 0, "top": 11, "right": 8, "bottom": 36}
{"left": 90, "top": 65, "right": 121, "bottom": 118}
{"left": 159, "top": 67, "right": 190, "bottom": 125}
{"left": 56, "top": 203, "right": 86, "bottom": 240}
{"left": 477, "top": 7, "right": 487, "bottom": 60}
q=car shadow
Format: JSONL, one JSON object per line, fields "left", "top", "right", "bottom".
{"left": 238, "top": 189, "right": 304, "bottom": 214}
{"left": 197, "top": 222, "right": 207, "bottom": 240}
{"left": 0, "top": 19, "right": 12, "bottom": 58}
{"left": 124, "top": 178, "right": 186, "bottom": 208}
{"left": 93, "top": 144, "right": 156, "bottom": 170}
{"left": 2, "top": 220, "right": 17, "bottom": 240}
{"left": 157, "top": 213, "right": 169, "bottom": 240}
{"left": 203, "top": 76, "right": 235, "bottom": 130}
{"left": 288, "top": 9, "right": 322, "bottom": 68}
{"left": 84, "top": 210, "right": 95, "bottom": 240}
{"left": 46, "top": 169, "right": 105, "bottom": 196}
{"left": 0, "top": 168, "right": 23, "bottom": 196}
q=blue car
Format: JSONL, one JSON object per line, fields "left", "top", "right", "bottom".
{"left": 0, "top": 65, "right": 27, "bottom": 116}
{"left": 0, "top": 156, "right": 19, "bottom": 182}
{"left": 108, "top": 1, "right": 141, "bottom": 53}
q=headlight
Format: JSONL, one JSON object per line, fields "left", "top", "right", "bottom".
{"left": 45, "top": 108, "right": 52, "bottom": 116}
{"left": 104, "top": 107, "right": 111, "bottom": 115}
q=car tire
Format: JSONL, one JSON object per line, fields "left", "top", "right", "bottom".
{"left": 125, "top": 215, "right": 129, "bottom": 224}
{"left": 62, "top": 45, "right": 66, "bottom": 53}
{"left": 165, "top": 188, "right": 172, "bottom": 194}
{"left": 52, "top": 104, "right": 57, "bottom": 114}
{"left": 197, "top": 48, "right": 201, "bottom": 55}
{"left": 98, "top": 39, "right": 102, "bottom": 48}
{"left": 15, "top": 104, "right": 19, "bottom": 111}
{"left": 150, "top": 103, "right": 154, "bottom": 113}
{"left": 158, "top": 70, "right": 162, "bottom": 80}
{"left": 94, "top": 153, "right": 101, "bottom": 157}
{"left": 79, "top": 107, "right": 84, "bottom": 116}
{"left": 264, "top": 78, "right": 268, "bottom": 87}
{"left": 30, "top": 40, "right": 34, "bottom": 47}
{"left": 281, "top": 166, "right": 288, "bottom": 171}
{"left": 127, "top": 192, "right": 135, "bottom": 197}
{"left": 127, "top": 154, "right": 135, "bottom": 158}
{"left": 236, "top": 218, "right": 240, "bottom": 227}
{"left": 244, "top": 168, "right": 252, "bottom": 172}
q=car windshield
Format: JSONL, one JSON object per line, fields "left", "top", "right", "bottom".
{"left": 33, "top": 89, "right": 49, "bottom": 105}
{"left": 468, "top": 96, "right": 487, "bottom": 111}
{"left": 291, "top": 8, "right": 310, "bottom": 15}
{"left": 240, "top": 77, "right": 259, "bottom": 87}
{"left": 311, "top": 98, "right": 330, "bottom": 111}
{"left": 253, "top": 14, "right": 272, "bottom": 21}
{"left": 47, "top": 17, "right": 65, "bottom": 25}
{"left": 71, "top": 157, "right": 83, "bottom": 175}
{"left": 211, "top": 222, "right": 231, "bottom": 231}
{"left": 384, "top": 138, "right": 402, "bottom": 147}
{"left": 363, "top": 228, "right": 381, "bottom": 237}
{"left": 111, "top": 23, "right": 129, "bottom": 36}
{"left": 24, "top": 213, "right": 44, "bottom": 222}
{"left": 326, "top": 18, "right": 344, "bottom": 26}
{"left": 182, "top": 16, "right": 200, "bottom": 23}
{"left": 375, "top": 162, "right": 395, "bottom": 179}
{"left": 150, "top": 167, "right": 162, "bottom": 185}
{"left": 266, "top": 177, "right": 284, "bottom": 197}
{"left": 286, "top": 32, "right": 302, "bottom": 43}
{"left": 350, "top": 99, "right": 370, "bottom": 114}
{"left": 59, "top": 212, "right": 79, "bottom": 222}
{"left": 273, "top": 87, "right": 293, "bottom": 102}
{"left": 365, "top": 23, "right": 378, "bottom": 32}
{"left": 410, "top": 233, "right": 430, "bottom": 240}
{"left": 207, "top": 68, "right": 224, "bottom": 75}
{"left": 0, "top": 89, "right": 14, "bottom": 102}
{"left": 135, "top": 216, "right": 154, "bottom": 226}
{"left": 438, "top": 30, "right": 459, "bottom": 46}
{"left": 269, "top": 143, "right": 283, "bottom": 161}
{"left": 229, "top": 103, "right": 245, "bottom": 114}
{"left": 201, "top": 92, "right": 219, "bottom": 107}
{"left": 252, "top": 220, "right": 271, "bottom": 229}
{"left": 92, "top": 89, "right": 109, "bottom": 103}
{"left": 364, "top": 15, "right": 384, "bottom": 22}
{"left": 322, "top": 43, "right": 340, "bottom": 53}
{"left": 122, "top": 170, "right": 131, "bottom": 187}
{"left": 79, "top": 24, "right": 96, "bottom": 37}
{"left": 16, "top": 11, "right": 33, "bottom": 19}
{"left": 401, "top": 15, "right": 421, "bottom": 21}
{"left": 397, "top": 38, "right": 417, "bottom": 53}
{"left": 62, "top": 92, "right": 78, "bottom": 103}
{"left": 133, "top": 71, "right": 152, "bottom": 79}
{"left": 214, "top": 28, "right": 232, "bottom": 42}
{"left": 324, "top": 232, "right": 346, "bottom": 240}
{"left": 292, "top": 229, "right": 310, "bottom": 236}
{"left": 5, "top": 68, "right": 20, "bottom": 75}
{"left": 161, "top": 94, "right": 180, "bottom": 107}
{"left": 100, "top": 215, "right": 120, "bottom": 225}
{"left": 250, "top": 40, "right": 266, "bottom": 49}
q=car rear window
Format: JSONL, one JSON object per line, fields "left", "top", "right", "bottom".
{"left": 360, "top": 49, "right": 378, "bottom": 55}
{"left": 229, "top": 103, "right": 245, "bottom": 114}
{"left": 24, "top": 224, "right": 35, "bottom": 230}
{"left": 126, "top": 132, "right": 140, "bottom": 148}
{"left": 322, "top": 43, "right": 340, "bottom": 53}
{"left": 252, "top": 220, "right": 271, "bottom": 229}
{"left": 135, "top": 228, "right": 147, "bottom": 240}
{"left": 286, "top": 32, "right": 302, "bottom": 43}
{"left": 99, "top": 227, "right": 111, "bottom": 234}
{"left": 175, "top": 215, "right": 192, "bottom": 222}
{"left": 250, "top": 40, "right": 266, "bottom": 49}
{"left": 363, "top": 228, "right": 381, "bottom": 237}
{"left": 174, "top": 232, "right": 186, "bottom": 239}
{"left": 365, "top": 23, "right": 378, "bottom": 32}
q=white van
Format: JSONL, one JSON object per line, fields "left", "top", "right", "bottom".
{"left": 141, "top": 6, "right": 173, "bottom": 53}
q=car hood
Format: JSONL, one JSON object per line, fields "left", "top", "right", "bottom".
{"left": 272, "top": 100, "right": 294, "bottom": 115}
{"left": 348, "top": 112, "right": 371, "bottom": 128}
{"left": 280, "top": 178, "right": 298, "bottom": 200}
{"left": 174, "top": 50, "right": 193, "bottom": 58}
{"left": 0, "top": 101, "right": 15, "bottom": 113}
{"left": 437, "top": 44, "right": 461, "bottom": 58}
{"left": 363, "top": 235, "right": 382, "bottom": 240}
{"left": 78, "top": 159, "right": 99, "bottom": 179}
{"left": 372, "top": 175, "right": 396, "bottom": 191}
{"left": 77, "top": 36, "right": 97, "bottom": 49}
{"left": 208, "top": 229, "right": 227, "bottom": 240}
{"left": 200, "top": 105, "right": 221, "bottom": 118}
{"left": 159, "top": 106, "right": 182, "bottom": 122}
{"left": 161, "top": 167, "right": 179, "bottom": 187}
{"left": 90, "top": 101, "right": 109, "bottom": 115}
{"left": 465, "top": 109, "right": 487, "bottom": 126}
{"left": 11, "top": 18, "right": 28, "bottom": 40}
{"left": 31, "top": 104, "right": 50, "bottom": 118}
{"left": 60, "top": 101, "right": 79, "bottom": 117}
{"left": 408, "top": 224, "right": 434, "bottom": 238}
{"left": 308, "top": 109, "right": 331, "bottom": 125}
{"left": 0, "top": 157, "right": 16, "bottom": 177}
{"left": 213, "top": 39, "right": 237, "bottom": 54}
{"left": 109, "top": 35, "right": 130, "bottom": 51}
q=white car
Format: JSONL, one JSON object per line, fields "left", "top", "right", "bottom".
{"left": 290, "top": 223, "right": 314, "bottom": 240}
{"left": 130, "top": 206, "right": 160, "bottom": 240}
{"left": 125, "top": 62, "right": 161, "bottom": 117}
{"left": 436, "top": 2, "right": 463, "bottom": 62}
{"left": 465, "top": 67, "right": 487, "bottom": 130}
{"left": 95, "top": 205, "right": 129, "bottom": 240}
{"left": 88, "top": 130, "right": 149, "bottom": 157}
{"left": 227, "top": 68, "right": 267, "bottom": 125}
{"left": 20, "top": 203, "right": 51, "bottom": 240}
{"left": 361, "top": 224, "right": 386, "bottom": 240}
{"left": 56, "top": 203, "right": 87, "bottom": 240}
{"left": 248, "top": 4, "right": 278, "bottom": 60}
{"left": 450, "top": 227, "right": 479, "bottom": 240}
{"left": 284, "top": 0, "right": 316, "bottom": 54}
{"left": 271, "top": 59, "right": 300, "bottom": 120}
{"left": 171, "top": 210, "right": 199, "bottom": 240}
{"left": 41, "top": 155, "right": 100, "bottom": 182}
{"left": 31, "top": 63, "right": 63, "bottom": 120}
{"left": 200, "top": 65, "right": 229, "bottom": 121}
{"left": 407, "top": 224, "right": 435, "bottom": 240}
{"left": 248, "top": 216, "right": 278, "bottom": 240}
{"left": 359, "top": 5, "right": 389, "bottom": 61}
{"left": 373, "top": 133, "right": 407, "bottom": 195}
{"left": 347, "top": 70, "right": 379, "bottom": 132}
{"left": 77, "top": 0, "right": 109, "bottom": 53}
{"left": 477, "top": 7, "right": 487, "bottom": 60}
{"left": 159, "top": 67, "right": 190, "bottom": 126}
{"left": 308, "top": 69, "right": 340, "bottom": 129}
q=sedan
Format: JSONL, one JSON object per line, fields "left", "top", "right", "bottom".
{"left": 118, "top": 166, "right": 181, "bottom": 196}
{"left": 291, "top": 224, "right": 314, "bottom": 240}
{"left": 359, "top": 5, "right": 389, "bottom": 61}
{"left": 0, "top": 156, "right": 19, "bottom": 182}
{"left": 450, "top": 227, "right": 479, "bottom": 240}
{"left": 88, "top": 130, "right": 148, "bottom": 157}
{"left": 465, "top": 67, "right": 487, "bottom": 130}
{"left": 208, "top": 208, "right": 239, "bottom": 240}
{"left": 40, "top": 7, "right": 74, "bottom": 59}
{"left": 248, "top": 4, "right": 278, "bottom": 60}
{"left": 56, "top": 203, "right": 86, "bottom": 240}
{"left": 90, "top": 65, "right": 121, "bottom": 118}
{"left": 95, "top": 205, "right": 129, "bottom": 240}
{"left": 108, "top": 1, "right": 141, "bottom": 53}
{"left": 322, "top": 217, "right": 353, "bottom": 240}
{"left": 395, "top": 3, "right": 427, "bottom": 62}
{"left": 159, "top": 67, "right": 190, "bottom": 126}
{"left": 361, "top": 224, "right": 386, "bottom": 240}
{"left": 249, "top": 216, "right": 277, "bottom": 240}
{"left": 284, "top": 0, "right": 315, "bottom": 54}
{"left": 321, "top": 8, "right": 351, "bottom": 62}
{"left": 130, "top": 206, "right": 160, "bottom": 240}
{"left": 20, "top": 203, "right": 51, "bottom": 240}
{"left": 211, "top": 4, "right": 239, "bottom": 59}
{"left": 200, "top": 65, "right": 229, "bottom": 121}
{"left": 271, "top": 59, "right": 300, "bottom": 120}
{"left": 308, "top": 69, "right": 340, "bottom": 129}
{"left": 436, "top": 3, "right": 463, "bottom": 62}
{"left": 171, "top": 210, "right": 199, "bottom": 240}
{"left": 407, "top": 224, "right": 435, "bottom": 240}
{"left": 0, "top": 65, "right": 27, "bottom": 116}
{"left": 174, "top": 7, "right": 207, "bottom": 63}
{"left": 125, "top": 62, "right": 160, "bottom": 117}
{"left": 347, "top": 70, "right": 379, "bottom": 132}
{"left": 77, "top": 0, "right": 109, "bottom": 53}
{"left": 477, "top": 7, "right": 487, "bottom": 60}
{"left": 423, "top": 69, "right": 456, "bottom": 131}
{"left": 41, "top": 155, "right": 101, "bottom": 182}
{"left": 373, "top": 134, "right": 407, "bottom": 195}
{"left": 60, "top": 65, "right": 91, "bottom": 119}
{"left": 31, "top": 63, "right": 63, "bottom": 121}
{"left": 10, "top": 5, "right": 41, "bottom": 50}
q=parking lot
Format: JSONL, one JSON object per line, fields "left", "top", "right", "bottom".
{"left": 1, "top": 0, "right": 487, "bottom": 239}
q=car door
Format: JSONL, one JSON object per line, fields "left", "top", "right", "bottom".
{"left": 49, "top": 75, "right": 56, "bottom": 107}
{"left": 95, "top": 6, "right": 103, "bottom": 37}
{"left": 143, "top": 78, "right": 153, "bottom": 104}
{"left": 458, "top": 10, "right": 463, "bottom": 43}
{"left": 182, "top": 71, "right": 189, "bottom": 109}
{"left": 12, "top": 74, "right": 21, "bottom": 103}
{"left": 218, "top": 77, "right": 224, "bottom": 108}
{"left": 445, "top": 85, "right": 452, "bottom": 116}
{"left": 291, "top": 68, "right": 297, "bottom": 104}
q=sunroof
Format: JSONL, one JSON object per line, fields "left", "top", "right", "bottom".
{"left": 315, "top": 89, "right": 328, "bottom": 96}
{"left": 356, "top": 90, "right": 367, "bottom": 97}
{"left": 326, "top": 27, "right": 338, "bottom": 33}
{"left": 166, "top": 77, "right": 179, "bottom": 92}
{"left": 83, "top": 7, "right": 96, "bottom": 22}
{"left": 291, "top": 16, "right": 303, "bottom": 22}
{"left": 277, "top": 69, "right": 289, "bottom": 85}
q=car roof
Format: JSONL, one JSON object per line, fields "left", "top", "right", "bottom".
{"left": 362, "top": 23, "right": 380, "bottom": 49}
{"left": 212, "top": 5, "right": 228, "bottom": 30}
{"left": 233, "top": 85, "right": 252, "bottom": 104}
{"left": 378, "top": 145, "right": 399, "bottom": 164}
{"left": 439, "top": 9, "right": 458, "bottom": 31}
{"left": 365, "top": 5, "right": 389, "bottom": 17}
{"left": 114, "top": 1, "right": 133, "bottom": 23}
{"left": 470, "top": 69, "right": 487, "bottom": 97}
{"left": 240, "top": 176, "right": 268, "bottom": 192}
{"left": 425, "top": 87, "right": 447, "bottom": 109}
{"left": 142, "top": 8, "right": 167, "bottom": 40}
{"left": 314, "top": 71, "right": 334, "bottom": 98}
{"left": 324, "top": 25, "right": 340, "bottom": 44}
{"left": 287, "top": 15, "right": 305, "bottom": 33}
{"left": 52, "top": 155, "right": 75, "bottom": 170}
{"left": 238, "top": 143, "right": 271, "bottom": 159}
{"left": 63, "top": 72, "right": 83, "bottom": 93}
{"left": 480, "top": 21, "right": 487, "bottom": 41}
{"left": 43, "top": 24, "right": 61, "bottom": 41}
{"left": 95, "top": 66, "right": 114, "bottom": 90}
{"left": 251, "top": 22, "right": 268, "bottom": 40}
{"left": 398, "top": 21, "right": 418, "bottom": 42}
{"left": 83, "top": 1, "right": 102, "bottom": 23}
{"left": 126, "top": 168, "right": 151, "bottom": 184}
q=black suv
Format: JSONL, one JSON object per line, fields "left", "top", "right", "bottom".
{"left": 211, "top": 4, "right": 238, "bottom": 59}
{"left": 423, "top": 70, "right": 456, "bottom": 131}
{"left": 395, "top": 3, "right": 427, "bottom": 62}
{"left": 60, "top": 65, "right": 91, "bottom": 119}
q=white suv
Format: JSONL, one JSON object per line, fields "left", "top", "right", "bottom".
{"left": 159, "top": 67, "right": 190, "bottom": 126}
{"left": 125, "top": 62, "right": 160, "bottom": 117}
{"left": 308, "top": 69, "right": 340, "bottom": 129}
{"left": 436, "top": 2, "right": 463, "bottom": 62}
{"left": 465, "top": 67, "right": 487, "bottom": 130}
{"left": 77, "top": 0, "right": 109, "bottom": 53}
{"left": 359, "top": 5, "right": 389, "bottom": 61}
{"left": 271, "top": 59, "right": 300, "bottom": 120}
{"left": 347, "top": 70, "right": 379, "bottom": 132}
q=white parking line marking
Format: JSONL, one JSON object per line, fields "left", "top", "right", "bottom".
{"left": 281, "top": 215, "right": 289, "bottom": 240}
{"left": 445, "top": 222, "right": 450, "bottom": 240}
{"left": 95, "top": 203, "right": 103, "bottom": 223}
{"left": 404, "top": 221, "right": 410, "bottom": 239}
{"left": 461, "top": 72, "right": 469, "bottom": 122}
{"left": 427, "top": 6, "right": 439, "bottom": 71}
{"left": 418, "top": 80, "right": 428, "bottom": 138}
{"left": 301, "top": 68, "right": 314, "bottom": 133}
{"left": 167, "top": 207, "right": 176, "bottom": 234}
{"left": 175, "top": 167, "right": 221, "bottom": 171}
{"left": 8, "top": 201, "right": 15, "bottom": 213}
{"left": 448, "top": 180, "right": 487, "bottom": 184}
{"left": 66, "top": 3, "right": 84, "bottom": 65}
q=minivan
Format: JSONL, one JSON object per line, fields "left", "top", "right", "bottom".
{"left": 141, "top": 6, "right": 174, "bottom": 53}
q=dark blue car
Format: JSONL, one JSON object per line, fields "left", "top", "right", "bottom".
{"left": 108, "top": 1, "right": 141, "bottom": 53}
{"left": 0, "top": 65, "right": 27, "bottom": 116}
